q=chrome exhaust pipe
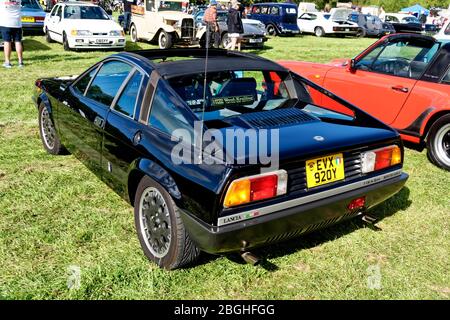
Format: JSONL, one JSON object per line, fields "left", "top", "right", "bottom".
{"left": 240, "top": 251, "right": 261, "bottom": 266}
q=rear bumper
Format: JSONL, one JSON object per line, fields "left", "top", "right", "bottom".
{"left": 180, "top": 171, "right": 408, "bottom": 254}
{"left": 241, "top": 36, "right": 267, "bottom": 47}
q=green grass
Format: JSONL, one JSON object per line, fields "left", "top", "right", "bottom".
{"left": 0, "top": 35, "right": 449, "bottom": 300}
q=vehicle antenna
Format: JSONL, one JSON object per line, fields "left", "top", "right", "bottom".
{"left": 198, "top": 23, "right": 211, "bottom": 163}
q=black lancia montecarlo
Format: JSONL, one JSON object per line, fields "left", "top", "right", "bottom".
{"left": 33, "top": 49, "right": 408, "bottom": 269}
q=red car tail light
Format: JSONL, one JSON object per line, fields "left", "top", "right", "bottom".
{"left": 35, "top": 16, "right": 45, "bottom": 21}
{"left": 223, "top": 170, "right": 288, "bottom": 208}
{"left": 361, "top": 145, "right": 402, "bottom": 173}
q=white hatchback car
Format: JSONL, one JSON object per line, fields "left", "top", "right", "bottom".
{"left": 44, "top": 1, "right": 126, "bottom": 50}
{"left": 435, "top": 20, "right": 450, "bottom": 41}
{"left": 298, "top": 8, "right": 361, "bottom": 37}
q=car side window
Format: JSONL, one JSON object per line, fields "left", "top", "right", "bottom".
{"left": 114, "top": 71, "right": 143, "bottom": 118}
{"left": 445, "top": 23, "right": 450, "bottom": 35}
{"left": 50, "top": 5, "right": 58, "bottom": 16}
{"left": 56, "top": 5, "right": 62, "bottom": 19}
{"left": 86, "top": 61, "right": 132, "bottom": 106}
{"left": 270, "top": 6, "right": 279, "bottom": 15}
{"left": 357, "top": 40, "right": 434, "bottom": 79}
{"left": 146, "top": 0, "right": 155, "bottom": 11}
{"left": 261, "top": 6, "right": 269, "bottom": 14}
{"left": 300, "top": 13, "right": 316, "bottom": 20}
{"left": 73, "top": 67, "right": 98, "bottom": 95}
{"left": 252, "top": 6, "right": 260, "bottom": 14}
{"left": 148, "top": 81, "right": 193, "bottom": 137}
{"left": 355, "top": 46, "right": 383, "bottom": 71}
{"left": 443, "top": 67, "right": 450, "bottom": 84}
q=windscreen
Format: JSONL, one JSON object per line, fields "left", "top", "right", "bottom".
{"left": 64, "top": 5, "right": 110, "bottom": 20}
{"left": 169, "top": 70, "right": 310, "bottom": 121}
{"left": 159, "top": 1, "right": 183, "bottom": 12}
{"left": 21, "top": 0, "right": 41, "bottom": 10}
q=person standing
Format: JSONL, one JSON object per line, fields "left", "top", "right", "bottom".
{"left": 226, "top": 1, "right": 243, "bottom": 51}
{"left": 0, "top": 0, "right": 23, "bottom": 68}
{"left": 123, "top": 0, "right": 136, "bottom": 33}
{"left": 203, "top": 0, "right": 220, "bottom": 49}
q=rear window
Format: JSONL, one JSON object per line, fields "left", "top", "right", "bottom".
{"left": 169, "top": 70, "right": 310, "bottom": 121}
{"left": 284, "top": 7, "right": 297, "bottom": 15}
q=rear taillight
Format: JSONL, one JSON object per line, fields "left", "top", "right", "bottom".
{"left": 35, "top": 16, "right": 45, "bottom": 21}
{"left": 361, "top": 145, "right": 402, "bottom": 173}
{"left": 223, "top": 170, "right": 288, "bottom": 208}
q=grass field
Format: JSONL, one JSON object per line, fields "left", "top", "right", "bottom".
{"left": 0, "top": 34, "right": 449, "bottom": 300}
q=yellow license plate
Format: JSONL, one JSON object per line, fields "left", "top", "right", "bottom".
{"left": 21, "top": 16, "right": 35, "bottom": 23}
{"left": 306, "top": 153, "right": 345, "bottom": 188}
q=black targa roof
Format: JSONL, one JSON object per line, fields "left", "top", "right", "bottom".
{"left": 124, "top": 49, "right": 288, "bottom": 78}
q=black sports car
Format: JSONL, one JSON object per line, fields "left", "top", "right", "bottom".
{"left": 33, "top": 49, "right": 408, "bottom": 269}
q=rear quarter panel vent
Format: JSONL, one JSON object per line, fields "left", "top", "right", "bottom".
{"left": 236, "top": 108, "right": 319, "bottom": 129}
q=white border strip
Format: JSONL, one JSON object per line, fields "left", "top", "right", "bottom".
{"left": 218, "top": 169, "right": 403, "bottom": 226}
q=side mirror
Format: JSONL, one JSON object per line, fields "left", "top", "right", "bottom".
{"left": 346, "top": 58, "right": 356, "bottom": 72}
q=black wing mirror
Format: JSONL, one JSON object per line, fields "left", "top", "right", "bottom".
{"left": 346, "top": 58, "right": 356, "bottom": 73}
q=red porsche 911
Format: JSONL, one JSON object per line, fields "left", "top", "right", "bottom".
{"left": 281, "top": 34, "right": 450, "bottom": 171}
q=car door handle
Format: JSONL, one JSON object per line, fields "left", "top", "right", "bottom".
{"left": 132, "top": 131, "right": 142, "bottom": 146}
{"left": 93, "top": 116, "right": 105, "bottom": 129}
{"left": 391, "top": 85, "right": 409, "bottom": 93}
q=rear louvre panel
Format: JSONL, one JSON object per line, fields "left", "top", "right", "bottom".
{"left": 236, "top": 108, "right": 319, "bottom": 129}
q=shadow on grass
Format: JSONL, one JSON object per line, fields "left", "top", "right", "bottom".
{"left": 125, "top": 42, "right": 155, "bottom": 51}
{"left": 195, "top": 186, "right": 411, "bottom": 271}
{"left": 23, "top": 38, "right": 51, "bottom": 51}
{"left": 245, "top": 45, "right": 274, "bottom": 55}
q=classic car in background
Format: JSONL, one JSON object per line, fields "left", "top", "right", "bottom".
{"left": 195, "top": 10, "right": 267, "bottom": 48}
{"left": 43, "top": 1, "right": 125, "bottom": 50}
{"left": 348, "top": 12, "right": 395, "bottom": 37}
{"left": 129, "top": 0, "right": 198, "bottom": 49}
{"left": 435, "top": 20, "right": 450, "bottom": 41}
{"left": 33, "top": 49, "right": 408, "bottom": 269}
{"left": 297, "top": 8, "right": 362, "bottom": 37}
{"left": 281, "top": 34, "right": 450, "bottom": 170}
{"left": 21, "top": 0, "right": 47, "bottom": 33}
{"left": 382, "top": 12, "right": 437, "bottom": 34}
{"left": 247, "top": 2, "right": 300, "bottom": 36}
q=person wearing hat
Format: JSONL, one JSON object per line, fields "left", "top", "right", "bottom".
{"left": 203, "top": 0, "right": 220, "bottom": 48}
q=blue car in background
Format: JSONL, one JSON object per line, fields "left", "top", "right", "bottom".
{"left": 21, "top": 0, "right": 46, "bottom": 33}
{"left": 247, "top": 2, "right": 300, "bottom": 36}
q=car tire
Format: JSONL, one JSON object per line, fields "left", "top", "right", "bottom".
{"left": 356, "top": 28, "right": 366, "bottom": 37}
{"left": 314, "top": 27, "right": 325, "bottom": 37}
{"left": 130, "top": 23, "right": 138, "bottom": 43}
{"left": 45, "top": 28, "right": 53, "bottom": 43}
{"left": 426, "top": 114, "right": 450, "bottom": 171}
{"left": 158, "top": 30, "right": 172, "bottom": 49}
{"left": 63, "top": 32, "right": 70, "bottom": 51}
{"left": 221, "top": 32, "right": 230, "bottom": 48}
{"left": 134, "top": 176, "right": 200, "bottom": 270}
{"left": 266, "top": 24, "right": 277, "bottom": 36}
{"left": 38, "top": 103, "right": 64, "bottom": 155}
